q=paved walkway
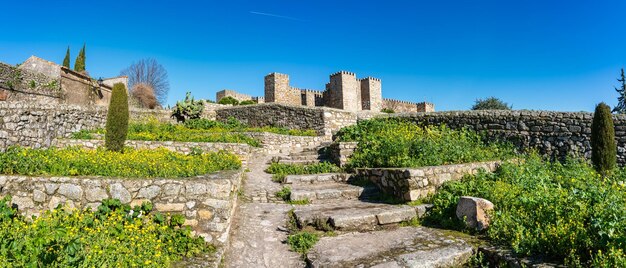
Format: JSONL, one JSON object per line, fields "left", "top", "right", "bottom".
{"left": 223, "top": 153, "right": 305, "bottom": 268}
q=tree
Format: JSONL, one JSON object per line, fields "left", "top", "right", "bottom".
{"left": 591, "top": 102, "right": 616, "bottom": 176}
{"left": 120, "top": 59, "right": 170, "bottom": 105}
{"left": 62, "top": 47, "right": 70, "bottom": 68}
{"left": 472, "top": 97, "right": 512, "bottom": 110}
{"left": 131, "top": 83, "right": 158, "bottom": 109}
{"left": 105, "top": 83, "right": 129, "bottom": 152}
{"left": 74, "top": 44, "right": 86, "bottom": 72}
{"left": 612, "top": 68, "right": 626, "bottom": 114}
{"left": 218, "top": 96, "right": 240, "bottom": 105}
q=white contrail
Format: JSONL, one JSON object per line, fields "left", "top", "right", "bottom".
{"left": 249, "top": 11, "right": 305, "bottom": 22}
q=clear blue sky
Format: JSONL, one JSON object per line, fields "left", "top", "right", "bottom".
{"left": 1, "top": 0, "right": 625, "bottom": 111}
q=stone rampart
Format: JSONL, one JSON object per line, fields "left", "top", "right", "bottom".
{"left": 386, "top": 110, "right": 626, "bottom": 164}
{"left": 356, "top": 161, "right": 501, "bottom": 201}
{"left": 0, "top": 170, "right": 243, "bottom": 245}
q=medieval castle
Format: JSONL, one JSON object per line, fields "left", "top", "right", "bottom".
{"left": 216, "top": 72, "right": 434, "bottom": 113}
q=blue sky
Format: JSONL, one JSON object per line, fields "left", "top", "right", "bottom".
{"left": 1, "top": 0, "right": 624, "bottom": 111}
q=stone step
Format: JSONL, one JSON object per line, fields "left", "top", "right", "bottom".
{"left": 283, "top": 154, "right": 325, "bottom": 161}
{"left": 278, "top": 159, "right": 326, "bottom": 165}
{"left": 306, "top": 226, "right": 474, "bottom": 268}
{"left": 293, "top": 201, "right": 418, "bottom": 231}
{"left": 283, "top": 173, "right": 350, "bottom": 185}
{"left": 289, "top": 183, "right": 369, "bottom": 202}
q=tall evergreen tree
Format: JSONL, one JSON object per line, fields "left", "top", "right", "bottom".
{"left": 612, "top": 68, "right": 626, "bottom": 114}
{"left": 591, "top": 102, "right": 617, "bottom": 176}
{"left": 74, "top": 44, "right": 86, "bottom": 72}
{"left": 104, "top": 83, "right": 129, "bottom": 152}
{"left": 62, "top": 46, "right": 70, "bottom": 68}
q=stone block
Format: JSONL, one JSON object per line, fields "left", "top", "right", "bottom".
{"left": 456, "top": 196, "right": 494, "bottom": 231}
{"left": 376, "top": 206, "right": 416, "bottom": 224}
{"left": 57, "top": 184, "right": 83, "bottom": 201}
{"left": 198, "top": 209, "right": 214, "bottom": 220}
{"left": 109, "top": 183, "right": 131, "bottom": 203}
{"left": 155, "top": 203, "right": 185, "bottom": 212}
{"left": 137, "top": 185, "right": 161, "bottom": 199}
{"left": 85, "top": 186, "right": 108, "bottom": 202}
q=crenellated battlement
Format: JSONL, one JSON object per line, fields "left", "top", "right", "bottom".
{"left": 359, "top": 76, "right": 381, "bottom": 82}
{"left": 330, "top": 71, "right": 356, "bottom": 77}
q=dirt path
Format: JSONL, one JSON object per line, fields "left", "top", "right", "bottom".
{"left": 222, "top": 153, "right": 305, "bottom": 268}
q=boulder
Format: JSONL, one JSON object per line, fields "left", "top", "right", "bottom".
{"left": 456, "top": 196, "right": 494, "bottom": 230}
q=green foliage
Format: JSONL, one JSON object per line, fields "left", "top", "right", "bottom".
{"left": 0, "top": 198, "right": 212, "bottom": 267}
{"left": 0, "top": 146, "right": 241, "bottom": 178}
{"left": 612, "top": 68, "right": 626, "bottom": 114}
{"left": 336, "top": 118, "right": 515, "bottom": 168}
{"left": 104, "top": 83, "right": 129, "bottom": 152}
{"left": 471, "top": 97, "right": 512, "bottom": 110}
{"left": 381, "top": 108, "right": 395, "bottom": 113}
{"left": 592, "top": 102, "right": 617, "bottom": 176}
{"left": 218, "top": 96, "right": 239, "bottom": 105}
{"left": 424, "top": 154, "right": 626, "bottom": 266}
{"left": 266, "top": 162, "right": 342, "bottom": 182}
{"left": 172, "top": 92, "right": 205, "bottom": 122}
{"left": 74, "top": 44, "right": 86, "bottom": 72}
{"left": 70, "top": 129, "right": 93, "bottom": 139}
{"left": 286, "top": 231, "right": 319, "bottom": 255}
{"left": 275, "top": 186, "right": 292, "bottom": 201}
{"left": 62, "top": 46, "right": 70, "bottom": 68}
{"left": 29, "top": 80, "right": 36, "bottom": 89}
{"left": 239, "top": 100, "right": 256, "bottom": 105}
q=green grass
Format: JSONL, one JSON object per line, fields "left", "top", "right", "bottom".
{"left": 0, "top": 197, "right": 212, "bottom": 267}
{"left": 335, "top": 118, "right": 515, "bottom": 168}
{"left": 275, "top": 186, "right": 310, "bottom": 205}
{"left": 266, "top": 162, "right": 342, "bottom": 182}
{"left": 423, "top": 154, "right": 626, "bottom": 267}
{"left": 0, "top": 146, "right": 241, "bottom": 178}
{"left": 286, "top": 231, "right": 319, "bottom": 255}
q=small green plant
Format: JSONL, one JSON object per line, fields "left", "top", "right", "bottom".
{"left": 471, "top": 97, "right": 512, "bottom": 110}
{"left": 70, "top": 129, "right": 94, "bottom": 139}
{"left": 29, "top": 80, "right": 36, "bottom": 89}
{"left": 275, "top": 186, "right": 292, "bottom": 201}
{"left": 287, "top": 231, "right": 319, "bottom": 255}
{"left": 104, "top": 83, "right": 129, "bottom": 152}
{"left": 172, "top": 92, "right": 205, "bottom": 122}
{"left": 381, "top": 108, "right": 395, "bottom": 113}
{"left": 591, "top": 102, "right": 616, "bottom": 176}
{"left": 218, "top": 96, "right": 240, "bottom": 105}
{"left": 239, "top": 100, "right": 256, "bottom": 105}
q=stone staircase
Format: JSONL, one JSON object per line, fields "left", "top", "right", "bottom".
{"left": 276, "top": 150, "right": 476, "bottom": 268}
{"left": 275, "top": 144, "right": 331, "bottom": 165}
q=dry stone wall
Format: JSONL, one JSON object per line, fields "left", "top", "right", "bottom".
{"left": 356, "top": 161, "right": 501, "bottom": 201}
{"left": 387, "top": 110, "right": 626, "bottom": 164}
{"left": 0, "top": 170, "right": 243, "bottom": 245}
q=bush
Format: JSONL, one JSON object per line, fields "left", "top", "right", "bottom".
{"left": 471, "top": 97, "right": 511, "bottom": 110}
{"left": 132, "top": 83, "right": 158, "bottom": 109}
{"left": 591, "top": 102, "right": 616, "bottom": 176}
{"left": 218, "top": 96, "right": 239, "bottom": 105}
{"left": 105, "top": 83, "right": 129, "bottom": 152}
{"left": 381, "top": 108, "right": 395, "bottom": 113}
{"left": 172, "top": 92, "right": 204, "bottom": 122}
{"left": 0, "top": 146, "right": 241, "bottom": 178}
{"left": 239, "top": 100, "right": 256, "bottom": 105}
{"left": 0, "top": 198, "right": 212, "bottom": 266}
{"left": 424, "top": 154, "right": 626, "bottom": 266}
{"left": 265, "top": 162, "right": 342, "bottom": 182}
{"left": 287, "top": 231, "right": 319, "bottom": 255}
{"left": 336, "top": 118, "right": 515, "bottom": 168}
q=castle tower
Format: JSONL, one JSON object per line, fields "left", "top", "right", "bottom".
{"left": 360, "top": 77, "right": 382, "bottom": 111}
{"left": 264, "top": 73, "right": 300, "bottom": 105}
{"left": 328, "top": 71, "right": 360, "bottom": 111}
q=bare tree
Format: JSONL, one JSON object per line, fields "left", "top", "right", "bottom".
{"left": 132, "top": 83, "right": 158, "bottom": 109}
{"left": 120, "top": 59, "right": 169, "bottom": 105}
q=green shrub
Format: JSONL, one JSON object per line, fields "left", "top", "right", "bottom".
{"left": 471, "top": 97, "right": 511, "bottom": 110}
{"left": 218, "top": 96, "right": 240, "bottom": 105}
{"left": 591, "top": 102, "right": 616, "bottom": 176}
{"left": 70, "top": 129, "right": 93, "bottom": 139}
{"left": 0, "top": 198, "right": 212, "bottom": 266}
{"left": 104, "top": 83, "right": 129, "bottom": 152}
{"left": 0, "top": 146, "right": 241, "bottom": 178}
{"left": 424, "top": 154, "right": 626, "bottom": 266}
{"left": 266, "top": 162, "right": 342, "bottom": 182}
{"left": 172, "top": 92, "right": 204, "bottom": 122}
{"left": 381, "top": 108, "right": 395, "bottom": 113}
{"left": 62, "top": 46, "right": 70, "bottom": 68}
{"left": 239, "top": 100, "right": 256, "bottom": 105}
{"left": 74, "top": 44, "right": 86, "bottom": 72}
{"left": 336, "top": 118, "right": 515, "bottom": 168}
{"left": 275, "top": 186, "right": 292, "bottom": 201}
{"left": 287, "top": 231, "right": 319, "bottom": 255}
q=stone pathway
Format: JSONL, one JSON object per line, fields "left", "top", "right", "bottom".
{"left": 222, "top": 153, "right": 304, "bottom": 268}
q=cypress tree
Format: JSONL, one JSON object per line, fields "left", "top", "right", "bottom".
{"left": 62, "top": 47, "right": 70, "bottom": 68}
{"left": 612, "top": 68, "right": 626, "bottom": 114}
{"left": 105, "top": 83, "right": 129, "bottom": 152}
{"left": 591, "top": 102, "right": 616, "bottom": 175}
{"left": 74, "top": 44, "right": 86, "bottom": 72}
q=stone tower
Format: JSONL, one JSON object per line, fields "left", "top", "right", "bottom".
{"left": 328, "top": 71, "right": 360, "bottom": 112}
{"left": 360, "top": 77, "right": 382, "bottom": 111}
{"left": 264, "top": 73, "right": 300, "bottom": 105}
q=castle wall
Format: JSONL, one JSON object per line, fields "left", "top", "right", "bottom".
{"left": 328, "top": 71, "right": 361, "bottom": 111}
{"left": 216, "top": 89, "right": 254, "bottom": 102}
{"left": 301, "top": 89, "right": 324, "bottom": 107}
{"left": 360, "top": 77, "right": 382, "bottom": 111}
{"left": 264, "top": 73, "right": 300, "bottom": 105}
{"left": 417, "top": 102, "right": 435, "bottom": 112}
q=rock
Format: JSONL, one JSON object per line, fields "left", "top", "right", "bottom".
{"left": 11, "top": 196, "right": 34, "bottom": 209}
{"left": 57, "top": 184, "right": 83, "bottom": 200}
{"left": 456, "top": 196, "right": 494, "bottom": 230}
{"left": 85, "top": 186, "right": 108, "bottom": 202}
{"left": 137, "top": 185, "right": 161, "bottom": 199}
{"left": 33, "top": 190, "right": 47, "bottom": 203}
{"left": 109, "top": 183, "right": 131, "bottom": 203}
{"left": 155, "top": 203, "right": 185, "bottom": 212}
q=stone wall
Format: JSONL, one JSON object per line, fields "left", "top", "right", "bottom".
{"left": 322, "top": 108, "right": 358, "bottom": 138}
{"left": 0, "top": 170, "right": 243, "bottom": 245}
{"left": 387, "top": 110, "right": 626, "bottom": 164}
{"left": 216, "top": 89, "right": 254, "bottom": 102}
{"left": 0, "top": 62, "right": 63, "bottom": 103}
{"left": 356, "top": 161, "right": 501, "bottom": 201}
{"left": 202, "top": 102, "right": 230, "bottom": 120}
{"left": 329, "top": 142, "right": 358, "bottom": 167}
{"left": 264, "top": 73, "right": 300, "bottom": 105}
{"left": 245, "top": 132, "right": 326, "bottom": 154}
{"left": 383, "top": 99, "right": 435, "bottom": 113}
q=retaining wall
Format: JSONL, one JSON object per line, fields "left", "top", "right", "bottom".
{"left": 0, "top": 170, "right": 243, "bottom": 245}
{"left": 356, "top": 161, "right": 501, "bottom": 201}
